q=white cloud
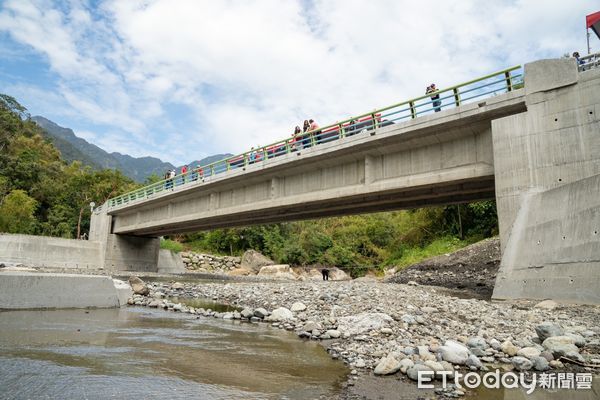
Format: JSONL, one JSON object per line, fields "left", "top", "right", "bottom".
{"left": 0, "top": 0, "right": 598, "bottom": 164}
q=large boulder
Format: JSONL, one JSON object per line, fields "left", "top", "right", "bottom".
{"left": 374, "top": 355, "right": 402, "bottom": 375}
{"left": 241, "top": 250, "right": 275, "bottom": 272}
{"left": 542, "top": 336, "right": 583, "bottom": 361}
{"left": 228, "top": 267, "right": 253, "bottom": 277}
{"left": 337, "top": 312, "right": 393, "bottom": 336}
{"left": 535, "top": 322, "right": 564, "bottom": 342}
{"left": 439, "top": 340, "right": 470, "bottom": 365}
{"left": 128, "top": 276, "right": 149, "bottom": 295}
{"left": 266, "top": 307, "right": 294, "bottom": 322}
{"left": 329, "top": 268, "right": 351, "bottom": 281}
{"left": 257, "top": 264, "right": 298, "bottom": 280}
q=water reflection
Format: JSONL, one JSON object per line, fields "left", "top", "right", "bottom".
{"left": 0, "top": 308, "right": 347, "bottom": 399}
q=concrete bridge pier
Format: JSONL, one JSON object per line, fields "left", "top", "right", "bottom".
{"left": 89, "top": 209, "right": 160, "bottom": 272}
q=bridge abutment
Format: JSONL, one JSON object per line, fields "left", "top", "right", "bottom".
{"left": 492, "top": 58, "right": 600, "bottom": 304}
{"left": 90, "top": 209, "right": 160, "bottom": 272}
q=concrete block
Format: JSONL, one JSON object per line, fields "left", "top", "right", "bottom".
{"left": 525, "top": 59, "right": 578, "bottom": 96}
{"left": 0, "top": 272, "right": 124, "bottom": 309}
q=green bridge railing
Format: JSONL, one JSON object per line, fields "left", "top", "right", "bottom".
{"left": 105, "top": 65, "right": 523, "bottom": 210}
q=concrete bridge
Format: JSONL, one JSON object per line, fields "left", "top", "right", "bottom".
{"left": 89, "top": 57, "right": 600, "bottom": 304}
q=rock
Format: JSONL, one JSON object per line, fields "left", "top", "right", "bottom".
{"left": 337, "top": 312, "right": 393, "bottom": 336}
{"left": 241, "top": 308, "right": 254, "bottom": 318}
{"left": 421, "top": 306, "right": 438, "bottom": 313}
{"left": 534, "top": 300, "right": 558, "bottom": 310}
{"left": 565, "top": 332, "right": 586, "bottom": 347}
{"left": 228, "top": 268, "right": 253, "bottom": 277}
{"left": 466, "top": 355, "right": 483, "bottom": 370}
{"left": 374, "top": 355, "right": 402, "bottom": 375}
{"left": 328, "top": 268, "right": 351, "bottom": 281}
{"left": 467, "top": 337, "right": 487, "bottom": 351}
{"left": 241, "top": 250, "right": 274, "bottom": 272}
{"left": 535, "top": 322, "right": 564, "bottom": 342}
{"left": 417, "top": 346, "right": 436, "bottom": 361}
{"left": 354, "top": 358, "right": 366, "bottom": 368}
{"left": 407, "top": 281, "right": 419, "bottom": 286}
{"left": 222, "top": 312, "right": 234, "bottom": 319}
{"left": 253, "top": 308, "right": 269, "bottom": 318}
{"left": 128, "top": 276, "right": 149, "bottom": 295}
{"left": 540, "top": 351, "right": 554, "bottom": 362}
{"left": 148, "top": 300, "right": 160, "bottom": 307}
{"left": 542, "top": 336, "right": 582, "bottom": 360}
{"left": 380, "top": 327, "right": 393, "bottom": 335}
{"left": 532, "top": 356, "right": 550, "bottom": 371}
{"left": 326, "top": 330, "right": 341, "bottom": 338}
{"left": 399, "top": 358, "right": 414, "bottom": 374}
{"left": 512, "top": 356, "right": 533, "bottom": 371}
{"left": 549, "top": 360, "right": 564, "bottom": 368}
{"left": 407, "top": 364, "right": 434, "bottom": 381}
{"left": 439, "top": 340, "right": 470, "bottom": 365}
{"left": 489, "top": 338, "right": 501, "bottom": 350}
{"left": 500, "top": 340, "right": 519, "bottom": 357}
{"left": 266, "top": 307, "right": 293, "bottom": 322}
{"left": 257, "top": 264, "right": 298, "bottom": 280}
{"left": 171, "top": 282, "right": 184, "bottom": 290}
{"left": 290, "top": 302, "right": 307, "bottom": 312}
{"left": 517, "top": 347, "right": 541, "bottom": 359}
{"left": 424, "top": 360, "right": 445, "bottom": 373}
{"left": 303, "top": 321, "right": 322, "bottom": 332}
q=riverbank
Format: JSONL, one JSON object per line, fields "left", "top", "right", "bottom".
{"left": 129, "top": 278, "right": 600, "bottom": 399}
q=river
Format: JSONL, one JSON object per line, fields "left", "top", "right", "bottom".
{"left": 0, "top": 307, "right": 348, "bottom": 399}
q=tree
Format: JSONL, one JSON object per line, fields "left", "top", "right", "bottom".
{"left": 0, "top": 190, "right": 38, "bottom": 233}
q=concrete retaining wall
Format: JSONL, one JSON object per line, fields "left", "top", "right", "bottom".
{"left": 0, "top": 272, "right": 130, "bottom": 309}
{"left": 157, "top": 249, "right": 185, "bottom": 274}
{"left": 0, "top": 233, "right": 102, "bottom": 269}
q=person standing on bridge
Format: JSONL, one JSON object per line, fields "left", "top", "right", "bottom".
{"left": 302, "top": 120, "right": 311, "bottom": 149}
{"left": 426, "top": 84, "right": 441, "bottom": 112}
{"left": 309, "top": 119, "right": 321, "bottom": 144}
{"left": 181, "top": 165, "right": 188, "bottom": 184}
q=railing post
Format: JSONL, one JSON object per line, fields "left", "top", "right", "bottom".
{"left": 339, "top": 123, "right": 345, "bottom": 138}
{"left": 453, "top": 88, "right": 461, "bottom": 106}
{"left": 371, "top": 113, "right": 378, "bottom": 129}
{"left": 311, "top": 132, "right": 316, "bottom": 147}
{"left": 286, "top": 139, "right": 290, "bottom": 154}
{"left": 505, "top": 71, "right": 513, "bottom": 92}
{"left": 244, "top": 153, "right": 248, "bottom": 167}
{"left": 409, "top": 101, "right": 416, "bottom": 119}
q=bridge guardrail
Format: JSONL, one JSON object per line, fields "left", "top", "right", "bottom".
{"left": 579, "top": 51, "right": 600, "bottom": 71}
{"left": 106, "top": 65, "right": 523, "bottom": 210}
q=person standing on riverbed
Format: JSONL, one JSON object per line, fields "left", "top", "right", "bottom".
{"left": 321, "top": 268, "right": 330, "bottom": 281}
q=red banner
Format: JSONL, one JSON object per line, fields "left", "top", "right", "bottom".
{"left": 587, "top": 11, "right": 600, "bottom": 39}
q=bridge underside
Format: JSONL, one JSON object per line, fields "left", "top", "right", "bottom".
{"left": 117, "top": 177, "right": 495, "bottom": 236}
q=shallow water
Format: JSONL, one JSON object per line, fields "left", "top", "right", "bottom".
{"left": 0, "top": 307, "right": 348, "bottom": 399}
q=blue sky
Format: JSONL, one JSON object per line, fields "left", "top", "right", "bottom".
{"left": 0, "top": 0, "right": 598, "bottom": 165}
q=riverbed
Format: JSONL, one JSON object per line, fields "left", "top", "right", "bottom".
{"left": 0, "top": 307, "right": 348, "bottom": 399}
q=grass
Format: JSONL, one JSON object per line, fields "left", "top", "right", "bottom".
{"left": 160, "top": 238, "right": 184, "bottom": 253}
{"left": 387, "top": 236, "right": 479, "bottom": 270}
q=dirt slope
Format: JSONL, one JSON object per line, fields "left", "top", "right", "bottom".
{"left": 386, "top": 237, "right": 501, "bottom": 298}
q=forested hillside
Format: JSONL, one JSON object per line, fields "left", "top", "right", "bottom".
{"left": 0, "top": 95, "right": 136, "bottom": 238}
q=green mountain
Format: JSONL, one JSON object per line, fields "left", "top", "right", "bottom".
{"left": 31, "top": 116, "right": 231, "bottom": 182}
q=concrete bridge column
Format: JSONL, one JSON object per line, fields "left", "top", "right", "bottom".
{"left": 90, "top": 208, "right": 160, "bottom": 272}
{"left": 492, "top": 58, "right": 600, "bottom": 304}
